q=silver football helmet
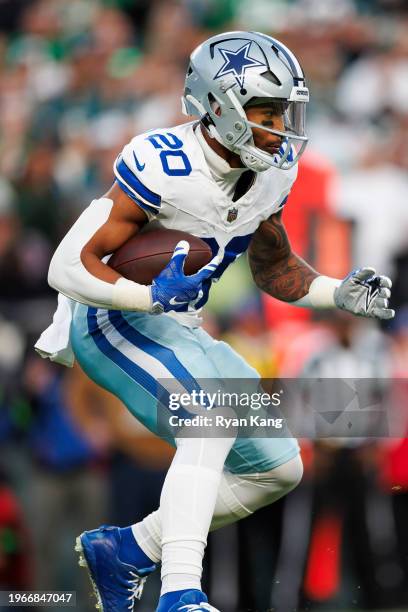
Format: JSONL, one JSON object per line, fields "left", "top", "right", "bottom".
{"left": 182, "top": 31, "right": 309, "bottom": 172}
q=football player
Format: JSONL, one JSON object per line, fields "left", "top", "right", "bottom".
{"left": 36, "top": 31, "right": 394, "bottom": 612}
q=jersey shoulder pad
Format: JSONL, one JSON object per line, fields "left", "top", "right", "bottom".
{"left": 113, "top": 134, "right": 163, "bottom": 215}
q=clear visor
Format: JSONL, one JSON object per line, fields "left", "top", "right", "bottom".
{"left": 245, "top": 100, "right": 308, "bottom": 169}
{"left": 224, "top": 89, "right": 308, "bottom": 170}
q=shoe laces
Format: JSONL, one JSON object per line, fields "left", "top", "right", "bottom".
{"left": 126, "top": 571, "right": 147, "bottom": 609}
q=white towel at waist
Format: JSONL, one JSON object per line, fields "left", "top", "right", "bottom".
{"left": 34, "top": 293, "right": 76, "bottom": 367}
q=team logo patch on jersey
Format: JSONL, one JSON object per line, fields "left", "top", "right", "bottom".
{"left": 214, "top": 42, "right": 265, "bottom": 90}
{"left": 227, "top": 207, "right": 238, "bottom": 223}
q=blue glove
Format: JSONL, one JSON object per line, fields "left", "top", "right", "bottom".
{"left": 150, "top": 241, "right": 220, "bottom": 314}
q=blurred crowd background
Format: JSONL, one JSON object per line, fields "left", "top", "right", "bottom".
{"left": 1, "top": 0, "right": 408, "bottom": 610}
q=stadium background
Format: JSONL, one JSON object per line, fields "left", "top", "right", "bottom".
{"left": 0, "top": 0, "right": 408, "bottom": 610}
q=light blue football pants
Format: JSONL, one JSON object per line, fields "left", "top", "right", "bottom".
{"left": 71, "top": 304, "right": 299, "bottom": 475}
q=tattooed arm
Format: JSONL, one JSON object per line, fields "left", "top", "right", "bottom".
{"left": 248, "top": 210, "right": 318, "bottom": 302}
{"left": 248, "top": 210, "right": 394, "bottom": 318}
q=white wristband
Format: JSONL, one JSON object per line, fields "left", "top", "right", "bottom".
{"left": 112, "top": 277, "right": 152, "bottom": 311}
{"left": 292, "top": 275, "right": 341, "bottom": 309}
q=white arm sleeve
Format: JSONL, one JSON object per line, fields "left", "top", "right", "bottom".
{"left": 47, "top": 197, "right": 152, "bottom": 311}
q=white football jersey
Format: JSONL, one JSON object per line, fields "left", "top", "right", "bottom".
{"left": 114, "top": 121, "right": 297, "bottom": 326}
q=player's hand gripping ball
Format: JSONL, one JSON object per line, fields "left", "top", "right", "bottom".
{"left": 109, "top": 228, "right": 219, "bottom": 313}
{"left": 150, "top": 240, "right": 220, "bottom": 314}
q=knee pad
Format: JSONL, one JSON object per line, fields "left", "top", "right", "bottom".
{"left": 265, "top": 453, "right": 304, "bottom": 492}
{"left": 233, "top": 453, "right": 304, "bottom": 511}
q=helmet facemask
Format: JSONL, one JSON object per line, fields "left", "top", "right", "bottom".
{"left": 239, "top": 93, "right": 308, "bottom": 171}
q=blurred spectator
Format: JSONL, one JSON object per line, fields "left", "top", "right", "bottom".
{"left": 296, "top": 314, "right": 404, "bottom": 610}
{"left": 21, "top": 355, "right": 108, "bottom": 602}
{"left": 0, "top": 0, "right": 30, "bottom": 33}
{"left": 14, "top": 144, "right": 64, "bottom": 244}
{"left": 62, "top": 362, "right": 174, "bottom": 611}
{"left": 0, "top": 471, "right": 31, "bottom": 590}
{"left": 336, "top": 147, "right": 408, "bottom": 277}
{"left": 65, "top": 362, "right": 174, "bottom": 521}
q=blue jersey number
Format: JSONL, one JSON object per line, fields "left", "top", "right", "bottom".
{"left": 176, "top": 234, "right": 252, "bottom": 311}
{"left": 196, "top": 234, "right": 253, "bottom": 308}
{"left": 160, "top": 234, "right": 252, "bottom": 312}
{"left": 146, "top": 132, "right": 192, "bottom": 177}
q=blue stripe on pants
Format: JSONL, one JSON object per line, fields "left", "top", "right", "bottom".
{"left": 108, "top": 310, "right": 203, "bottom": 397}
{"left": 87, "top": 308, "right": 202, "bottom": 419}
{"left": 87, "top": 307, "right": 165, "bottom": 400}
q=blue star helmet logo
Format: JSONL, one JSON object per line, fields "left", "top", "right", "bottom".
{"left": 214, "top": 41, "right": 265, "bottom": 89}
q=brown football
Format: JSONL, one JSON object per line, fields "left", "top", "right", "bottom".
{"left": 108, "top": 228, "right": 213, "bottom": 285}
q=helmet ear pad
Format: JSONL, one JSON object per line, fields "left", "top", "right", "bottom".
{"left": 206, "top": 88, "right": 254, "bottom": 151}
{"left": 204, "top": 90, "right": 285, "bottom": 173}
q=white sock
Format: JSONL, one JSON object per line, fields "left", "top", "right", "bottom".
{"left": 159, "top": 436, "right": 236, "bottom": 595}
{"left": 134, "top": 454, "right": 303, "bottom": 569}
{"left": 132, "top": 514, "right": 161, "bottom": 563}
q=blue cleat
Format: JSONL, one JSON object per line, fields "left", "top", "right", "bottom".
{"left": 158, "top": 589, "right": 220, "bottom": 611}
{"left": 75, "top": 525, "right": 157, "bottom": 611}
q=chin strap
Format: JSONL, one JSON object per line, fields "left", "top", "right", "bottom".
{"left": 204, "top": 121, "right": 225, "bottom": 147}
{"left": 239, "top": 149, "right": 271, "bottom": 172}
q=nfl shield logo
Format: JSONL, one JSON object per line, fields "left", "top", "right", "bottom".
{"left": 227, "top": 207, "right": 238, "bottom": 223}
